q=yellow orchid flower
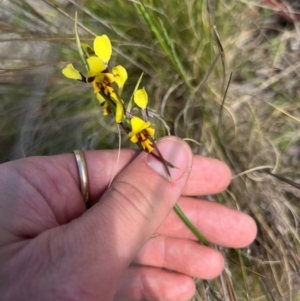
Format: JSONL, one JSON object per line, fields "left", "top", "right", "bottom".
{"left": 128, "top": 117, "right": 155, "bottom": 152}
{"left": 62, "top": 35, "right": 128, "bottom": 123}
{"left": 134, "top": 87, "right": 148, "bottom": 109}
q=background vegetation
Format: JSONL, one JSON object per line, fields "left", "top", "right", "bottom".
{"left": 1, "top": 0, "right": 300, "bottom": 300}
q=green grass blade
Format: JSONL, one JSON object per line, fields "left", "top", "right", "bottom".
{"left": 134, "top": 1, "right": 174, "bottom": 65}
{"left": 157, "top": 18, "right": 193, "bottom": 90}
{"left": 218, "top": 72, "right": 232, "bottom": 128}
{"left": 74, "top": 12, "right": 89, "bottom": 72}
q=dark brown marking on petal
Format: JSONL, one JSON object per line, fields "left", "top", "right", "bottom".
{"left": 78, "top": 72, "right": 86, "bottom": 82}
{"left": 87, "top": 76, "right": 95, "bottom": 83}
{"left": 101, "top": 67, "right": 109, "bottom": 73}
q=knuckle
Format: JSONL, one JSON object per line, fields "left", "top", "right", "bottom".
{"left": 109, "top": 178, "right": 156, "bottom": 222}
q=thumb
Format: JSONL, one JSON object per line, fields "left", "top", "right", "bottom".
{"left": 64, "top": 137, "right": 192, "bottom": 298}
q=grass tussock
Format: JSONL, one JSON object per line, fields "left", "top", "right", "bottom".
{"left": 1, "top": 0, "right": 300, "bottom": 300}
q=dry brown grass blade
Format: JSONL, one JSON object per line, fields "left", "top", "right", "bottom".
{"left": 213, "top": 25, "right": 226, "bottom": 94}
{"left": 219, "top": 267, "right": 238, "bottom": 301}
{"left": 42, "top": 0, "right": 96, "bottom": 36}
{"left": 195, "top": 52, "right": 221, "bottom": 94}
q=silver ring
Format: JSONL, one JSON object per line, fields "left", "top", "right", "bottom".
{"left": 73, "top": 150, "right": 89, "bottom": 204}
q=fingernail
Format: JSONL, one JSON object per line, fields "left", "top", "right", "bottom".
{"left": 147, "top": 138, "right": 191, "bottom": 181}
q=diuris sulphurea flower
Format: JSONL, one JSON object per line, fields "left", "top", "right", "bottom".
{"left": 128, "top": 117, "right": 155, "bottom": 152}
{"left": 62, "top": 35, "right": 127, "bottom": 123}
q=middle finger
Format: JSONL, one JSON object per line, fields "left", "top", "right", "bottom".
{"left": 156, "top": 197, "right": 257, "bottom": 248}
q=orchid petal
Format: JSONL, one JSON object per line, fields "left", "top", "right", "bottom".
{"left": 96, "top": 93, "right": 105, "bottom": 105}
{"left": 62, "top": 64, "right": 83, "bottom": 80}
{"left": 134, "top": 87, "right": 148, "bottom": 109}
{"left": 146, "top": 127, "right": 155, "bottom": 136}
{"left": 92, "top": 81, "right": 100, "bottom": 93}
{"left": 103, "top": 73, "right": 115, "bottom": 84}
{"left": 142, "top": 139, "right": 154, "bottom": 152}
{"left": 115, "top": 101, "right": 124, "bottom": 123}
{"left": 112, "top": 65, "right": 128, "bottom": 89}
{"left": 109, "top": 90, "right": 124, "bottom": 123}
{"left": 130, "top": 135, "right": 139, "bottom": 143}
{"left": 94, "top": 35, "right": 112, "bottom": 65}
{"left": 87, "top": 56, "right": 106, "bottom": 78}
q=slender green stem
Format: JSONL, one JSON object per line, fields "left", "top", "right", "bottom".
{"left": 173, "top": 203, "right": 209, "bottom": 245}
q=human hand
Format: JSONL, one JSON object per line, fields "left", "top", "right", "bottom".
{"left": 0, "top": 137, "right": 256, "bottom": 301}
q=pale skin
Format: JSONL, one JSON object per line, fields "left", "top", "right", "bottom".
{"left": 0, "top": 137, "right": 257, "bottom": 301}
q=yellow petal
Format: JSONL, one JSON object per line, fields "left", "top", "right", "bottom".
{"left": 141, "top": 139, "right": 154, "bottom": 152}
{"left": 112, "top": 65, "right": 128, "bottom": 89}
{"left": 62, "top": 64, "right": 82, "bottom": 80}
{"left": 115, "top": 101, "right": 124, "bottom": 123}
{"left": 129, "top": 117, "right": 151, "bottom": 136}
{"left": 104, "top": 85, "right": 114, "bottom": 98}
{"left": 146, "top": 127, "right": 155, "bottom": 137}
{"left": 130, "top": 135, "right": 139, "bottom": 143}
{"left": 103, "top": 73, "right": 115, "bottom": 85}
{"left": 92, "top": 81, "right": 100, "bottom": 93}
{"left": 94, "top": 35, "right": 112, "bottom": 65}
{"left": 102, "top": 101, "right": 111, "bottom": 116}
{"left": 87, "top": 56, "right": 106, "bottom": 78}
{"left": 134, "top": 87, "right": 148, "bottom": 109}
{"left": 102, "top": 105, "right": 111, "bottom": 116}
{"left": 109, "top": 91, "right": 124, "bottom": 123}
{"left": 96, "top": 93, "right": 105, "bottom": 105}
{"left": 96, "top": 94, "right": 111, "bottom": 116}
{"left": 94, "top": 73, "right": 105, "bottom": 84}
